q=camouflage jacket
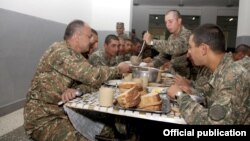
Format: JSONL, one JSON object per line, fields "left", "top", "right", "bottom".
{"left": 236, "top": 56, "right": 250, "bottom": 70}
{"left": 117, "top": 33, "right": 128, "bottom": 39}
{"left": 152, "top": 26, "right": 191, "bottom": 68}
{"left": 169, "top": 54, "right": 190, "bottom": 78}
{"left": 24, "top": 41, "right": 119, "bottom": 133}
{"left": 116, "top": 55, "right": 126, "bottom": 64}
{"left": 191, "top": 66, "right": 212, "bottom": 93}
{"left": 123, "top": 53, "right": 132, "bottom": 61}
{"left": 88, "top": 48, "right": 117, "bottom": 66}
{"left": 178, "top": 53, "right": 249, "bottom": 124}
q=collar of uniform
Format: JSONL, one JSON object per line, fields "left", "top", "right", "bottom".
{"left": 173, "top": 25, "right": 185, "bottom": 37}
{"left": 100, "top": 48, "right": 111, "bottom": 60}
{"left": 209, "top": 53, "right": 233, "bottom": 86}
{"left": 64, "top": 41, "right": 84, "bottom": 59}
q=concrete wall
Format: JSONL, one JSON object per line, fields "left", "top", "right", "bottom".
{"left": 0, "top": 0, "right": 133, "bottom": 116}
{"left": 0, "top": 8, "right": 66, "bottom": 115}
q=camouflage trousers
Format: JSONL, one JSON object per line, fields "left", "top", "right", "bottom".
{"left": 30, "top": 118, "right": 88, "bottom": 141}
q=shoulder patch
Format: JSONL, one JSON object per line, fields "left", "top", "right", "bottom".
{"left": 208, "top": 104, "right": 227, "bottom": 121}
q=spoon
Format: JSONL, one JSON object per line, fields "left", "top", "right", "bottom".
{"left": 137, "top": 40, "right": 146, "bottom": 57}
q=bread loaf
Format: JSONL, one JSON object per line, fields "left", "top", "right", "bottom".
{"left": 116, "top": 86, "right": 141, "bottom": 108}
{"left": 138, "top": 92, "right": 162, "bottom": 110}
{"left": 118, "top": 82, "right": 143, "bottom": 93}
{"left": 118, "top": 82, "right": 138, "bottom": 89}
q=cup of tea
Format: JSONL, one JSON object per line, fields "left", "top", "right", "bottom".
{"left": 123, "top": 73, "right": 132, "bottom": 81}
{"left": 98, "top": 86, "right": 114, "bottom": 107}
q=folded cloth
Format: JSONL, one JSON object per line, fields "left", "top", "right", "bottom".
{"left": 64, "top": 106, "right": 104, "bottom": 141}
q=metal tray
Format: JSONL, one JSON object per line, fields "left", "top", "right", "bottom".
{"left": 113, "top": 93, "right": 171, "bottom": 114}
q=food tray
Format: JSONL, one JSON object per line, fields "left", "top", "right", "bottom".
{"left": 113, "top": 93, "right": 171, "bottom": 114}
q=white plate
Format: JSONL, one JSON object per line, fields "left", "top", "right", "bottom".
{"left": 104, "top": 80, "right": 123, "bottom": 86}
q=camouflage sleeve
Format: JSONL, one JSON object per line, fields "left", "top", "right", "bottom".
{"left": 124, "top": 54, "right": 131, "bottom": 61}
{"left": 190, "top": 67, "right": 213, "bottom": 95}
{"left": 153, "top": 35, "right": 188, "bottom": 56}
{"left": 48, "top": 49, "right": 118, "bottom": 86}
{"left": 71, "top": 82, "right": 99, "bottom": 93}
{"left": 76, "top": 84, "right": 99, "bottom": 93}
{"left": 152, "top": 52, "right": 169, "bottom": 68}
{"left": 177, "top": 91, "right": 233, "bottom": 124}
{"left": 178, "top": 72, "right": 248, "bottom": 124}
{"left": 88, "top": 53, "right": 107, "bottom": 66}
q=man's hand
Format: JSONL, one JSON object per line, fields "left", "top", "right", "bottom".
{"left": 146, "top": 62, "right": 154, "bottom": 67}
{"left": 161, "top": 62, "right": 172, "bottom": 71}
{"left": 117, "top": 62, "right": 131, "bottom": 73}
{"left": 61, "top": 88, "right": 79, "bottom": 103}
{"left": 174, "top": 75, "right": 192, "bottom": 94}
{"left": 143, "top": 57, "right": 152, "bottom": 63}
{"left": 143, "top": 31, "right": 152, "bottom": 45}
{"left": 167, "top": 84, "right": 182, "bottom": 99}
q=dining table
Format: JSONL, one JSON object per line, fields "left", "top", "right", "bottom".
{"left": 65, "top": 88, "right": 186, "bottom": 125}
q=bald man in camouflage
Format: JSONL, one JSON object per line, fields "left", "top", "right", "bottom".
{"left": 24, "top": 20, "right": 131, "bottom": 140}
{"left": 143, "top": 9, "right": 191, "bottom": 78}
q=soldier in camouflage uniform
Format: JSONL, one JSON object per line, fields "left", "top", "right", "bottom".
{"left": 88, "top": 34, "right": 119, "bottom": 66}
{"left": 116, "top": 22, "right": 128, "bottom": 39}
{"left": 131, "top": 37, "right": 142, "bottom": 56}
{"left": 143, "top": 10, "right": 191, "bottom": 78}
{"left": 116, "top": 36, "right": 126, "bottom": 64}
{"left": 123, "top": 38, "right": 133, "bottom": 61}
{"left": 23, "top": 20, "right": 131, "bottom": 141}
{"left": 233, "top": 44, "right": 250, "bottom": 61}
{"left": 237, "top": 55, "right": 250, "bottom": 70}
{"left": 233, "top": 44, "right": 250, "bottom": 70}
{"left": 168, "top": 24, "right": 249, "bottom": 124}
{"left": 82, "top": 28, "right": 98, "bottom": 59}
{"left": 174, "top": 50, "right": 212, "bottom": 95}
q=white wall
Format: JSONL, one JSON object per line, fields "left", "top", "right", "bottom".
{"left": 0, "top": 0, "right": 133, "bottom": 114}
{"left": 91, "top": 0, "right": 133, "bottom": 31}
{"left": 132, "top": 5, "right": 238, "bottom": 39}
{"left": 0, "top": 0, "right": 133, "bottom": 32}
{"left": 237, "top": 0, "right": 250, "bottom": 36}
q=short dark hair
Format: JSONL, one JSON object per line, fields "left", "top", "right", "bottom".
{"left": 235, "top": 44, "right": 250, "bottom": 53}
{"left": 64, "top": 20, "right": 85, "bottom": 40}
{"left": 104, "top": 34, "right": 119, "bottom": 44}
{"left": 142, "top": 30, "right": 147, "bottom": 38}
{"left": 166, "top": 9, "right": 182, "bottom": 19}
{"left": 91, "top": 28, "right": 98, "bottom": 36}
{"left": 235, "top": 44, "right": 250, "bottom": 56}
{"left": 132, "top": 37, "right": 142, "bottom": 45}
{"left": 192, "top": 23, "right": 226, "bottom": 53}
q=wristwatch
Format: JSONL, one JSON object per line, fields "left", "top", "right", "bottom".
{"left": 150, "top": 40, "right": 154, "bottom": 45}
{"left": 75, "top": 88, "right": 83, "bottom": 97}
{"left": 175, "top": 91, "right": 184, "bottom": 99}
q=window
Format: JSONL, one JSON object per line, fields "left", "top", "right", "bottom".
{"left": 217, "top": 16, "right": 238, "bottom": 50}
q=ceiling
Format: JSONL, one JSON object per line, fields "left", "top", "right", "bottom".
{"left": 134, "top": 0, "right": 239, "bottom": 7}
